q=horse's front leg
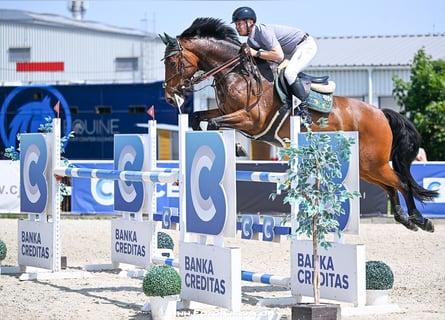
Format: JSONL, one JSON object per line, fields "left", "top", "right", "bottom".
{"left": 190, "top": 109, "right": 223, "bottom": 130}
{"left": 207, "top": 109, "right": 258, "bottom": 134}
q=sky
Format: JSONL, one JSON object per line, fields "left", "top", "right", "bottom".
{"left": 0, "top": 0, "right": 443, "bottom": 38}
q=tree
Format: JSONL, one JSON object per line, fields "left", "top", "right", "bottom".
{"left": 393, "top": 49, "right": 445, "bottom": 160}
{"left": 274, "top": 119, "right": 360, "bottom": 305}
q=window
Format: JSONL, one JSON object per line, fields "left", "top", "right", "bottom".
{"left": 9, "top": 47, "right": 31, "bottom": 62}
{"left": 115, "top": 57, "right": 138, "bottom": 72}
{"left": 70, "top": 106, "right": 79, "bottom": 115}
{"left": 378, "top": 96, "right": 400, "bottom": 112}
{"left": 95, "top": 106, "right": 112, "bottom": 114}
{"left": 128, "top": 105, "right": 146, "bottom": 114}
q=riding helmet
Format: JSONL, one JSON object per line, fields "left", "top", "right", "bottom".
{"left": 232, "top": 7, "right": 257, "bottom": 23}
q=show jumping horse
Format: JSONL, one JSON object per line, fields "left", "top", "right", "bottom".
{"left": 160, "top": 17, "right": 437, "bottom": 232}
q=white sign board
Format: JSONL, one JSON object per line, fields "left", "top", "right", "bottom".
{"left": 291, "top": 240, "right": 366, "bottom": 306}
{"left": 18, "top": 220, "right": 54, "bottom": 270}
{"left": 111, "top": 219, "right": 155, "bottom": 268}
{"left": 0, "top": 160, "right": 20, "bottom": 213}
{"left": 180, "top": 241, "right": 241, "bottom": 311}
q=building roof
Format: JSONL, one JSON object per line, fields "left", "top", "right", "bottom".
{"left": 311, "top": 33, "right": 445, "bottom": 68}
{"left": 0, "top": 9, "right": 156, "bottom": 38}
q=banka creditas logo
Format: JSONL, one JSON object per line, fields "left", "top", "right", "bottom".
{"left": 0, "top": 86, "right": 72, "bottom": 150}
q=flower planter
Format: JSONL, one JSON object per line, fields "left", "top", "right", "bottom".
{"left": 365, "top": 260, "right": 394, "bottom": 306}
{"left": 292, "top": 303, "right": 340, "bottom": 320}
{"left": 366, "top": 289, "right": 391, "bottom": 306}
{"left": 150, "top": 294, "right": 179, "bottom": 320}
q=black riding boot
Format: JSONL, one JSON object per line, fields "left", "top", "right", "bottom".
{"left": 289, "top": 77, "right": 312, "bottom": 125}
{"left": 289, "top": 77, "right": 311, "bottom": 107}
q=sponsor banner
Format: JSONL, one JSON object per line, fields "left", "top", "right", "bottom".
{"left": 400, "top": 162, "right": 445, "bottom": 218}
{"left": 298, "top": 132, "right": 360, "bottom": 234}
{"left": 20, "top": 134, "right": 51, "bottom": 214}
{"left": 71, "top": 161, "right": 114, "bottom": 213}
{"left": 70, "top": 161, "right": 179, "bottom": 214}
{"left": 0, "top": 160, "right": 20, "bottom": 213}
{"left": 18, "top": 220, "right": 54, "bottom": 270}
{"left": 180, "top": 241, "right": 241, "bottom": 311}
{"left": 185, "top": 131, "right": 236, "bottom": 237}
{"left": 291, "top": 240, "right": 366, "bottom": 306}
{"left": 111, "top": 219, "right": 154, "bottom": 268}
{"left": 114, "top": 134, "right": 149, "bottom": 213}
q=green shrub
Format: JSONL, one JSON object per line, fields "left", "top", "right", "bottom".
{"left": 157, "top": 232, "right": 174, "bottom": 250}
{"left": 366, "top": 260, "right": 394, "bottom": 290}
{"left": 143, "top": 265, "right": 181, "bottom": 297}
{"left": 0, "top": 239, "right": 7, "bottom": 261}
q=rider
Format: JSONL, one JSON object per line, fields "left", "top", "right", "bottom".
{"left": 231, "top": 6, "right": 317, "bottom": 107}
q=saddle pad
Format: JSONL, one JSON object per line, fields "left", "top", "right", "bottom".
{"left": 307, "top": 90, "right": 333, "bottom": 113}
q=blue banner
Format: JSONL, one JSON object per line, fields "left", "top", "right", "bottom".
{"left": 71, "top": 161, "right": 179, "bottom": 214}
{"left": 400, "top": 162, "right": 445, "bottom": 218}
{"left": 71, "top": 162, "right": 114, "bottom": 214}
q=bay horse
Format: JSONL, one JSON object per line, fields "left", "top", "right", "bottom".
{"left": 160, "top": 17, "right": 437, "bottom": 232}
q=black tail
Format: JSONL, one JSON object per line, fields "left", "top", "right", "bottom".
{"left": 382, "top": 108, "right": 438, "bottom": 201}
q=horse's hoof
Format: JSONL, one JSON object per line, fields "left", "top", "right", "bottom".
{"left": 190, "top": 120, "right": 202, "bottom": 131}
{"left": 412, "top": 218, "right": 435, "bottom": 233}
{"left": 404, "top": 221, "right": 419, "bottom": 232}
{"left": 395, "top": 214, "right": 418, "bottom": 232}
{"left": 207, "top": 120, "right": 218, "bottom": 130}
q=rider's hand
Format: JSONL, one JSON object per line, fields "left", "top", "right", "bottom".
{"left": 240, "top": 43, "right": 251, "bottom": 56}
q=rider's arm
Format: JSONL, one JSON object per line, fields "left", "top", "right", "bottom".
{"left": 250, "top": 45, "right": 284, "bottom": 63}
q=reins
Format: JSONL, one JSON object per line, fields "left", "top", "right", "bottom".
{"left": 189, "top": 55, "right": 241, "bottom": 85}
{"left": 187, "top": 43, "right": 264, "bottom": 112}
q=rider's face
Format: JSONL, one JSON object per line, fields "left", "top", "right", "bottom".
{"left": 234, "top": 19, "right": 253, "bottom": 36}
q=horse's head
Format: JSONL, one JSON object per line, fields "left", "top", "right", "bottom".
{"left": 160, "top": 33, "right": 199, "bottom": 108}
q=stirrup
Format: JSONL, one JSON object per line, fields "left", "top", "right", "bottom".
{"left": 296, "top": 103, "right": 312, "bottom": 126}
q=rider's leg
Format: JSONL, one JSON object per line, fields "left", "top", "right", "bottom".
{"left": 284, "top": 36, "right": 317, "bottom": 105}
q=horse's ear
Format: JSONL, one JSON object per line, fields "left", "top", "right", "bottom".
{"left": 159, "top": 33, "right": 168, "bottom": 45}
{"left": 164, "top": 33, "right": 178, "bottom": 47}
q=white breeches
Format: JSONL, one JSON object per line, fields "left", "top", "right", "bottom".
{"left": 284, "top": 36, "right": 317, "bottom": 85}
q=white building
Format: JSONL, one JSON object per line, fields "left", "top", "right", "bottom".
{"left": 0, "top": 9, "right": 164, "bottom": 85}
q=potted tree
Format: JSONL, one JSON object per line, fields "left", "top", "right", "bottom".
{"left": 276, "top": 118, "right": 360, "bottom": 319}
{"left": 142, "top": 264, "right": 181, "bottom": 320}
{"left": 366, "top": 260, "right": 394, "bottom": 305}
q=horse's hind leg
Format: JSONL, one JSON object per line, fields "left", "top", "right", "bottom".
{"left": 401, "top": 187, "right": 435, "bottom": 232}
{"left": 384, "top": 186, "right": 419, "bottom": 232}
{"left": 365, "top": 163, "right": 434, "bottom": 232}
{"left": 362, "top": 165, "right": 420, "bottom": 232}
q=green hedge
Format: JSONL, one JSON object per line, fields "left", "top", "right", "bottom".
{"left": 157, "top": 232, "right": 174, "bottom": 250}
{"left": 366, "top": 260, "right": 394, "bottom": 290}
{"left": 0, "top": 239, "right": 7, "bottom": 261}
{"left": 143, "top": 265, "right": 181, "bottom": 297}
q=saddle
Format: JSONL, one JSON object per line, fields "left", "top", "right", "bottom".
{"left": 276, "top": 70, "right": 336, "bottom": 113}
{"left": 248, "top": 58, "right": 336, "bottom": 147}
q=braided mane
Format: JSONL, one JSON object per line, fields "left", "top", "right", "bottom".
{"left": 180, "top": 17, "right": 241, "bottom": 45}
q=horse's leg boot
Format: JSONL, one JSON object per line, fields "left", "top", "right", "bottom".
{"left": 394, "top": 205, "right": 419, "bottom": 231}
{"left": 410, "top": 209, "right": 435, "bottom": 232}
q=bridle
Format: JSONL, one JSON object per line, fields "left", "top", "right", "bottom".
{"left": 163, "top": 38, "right": 263, "bottom": 111}
{"left": 162, "top": 40, "right": 198, "bottom": 96}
